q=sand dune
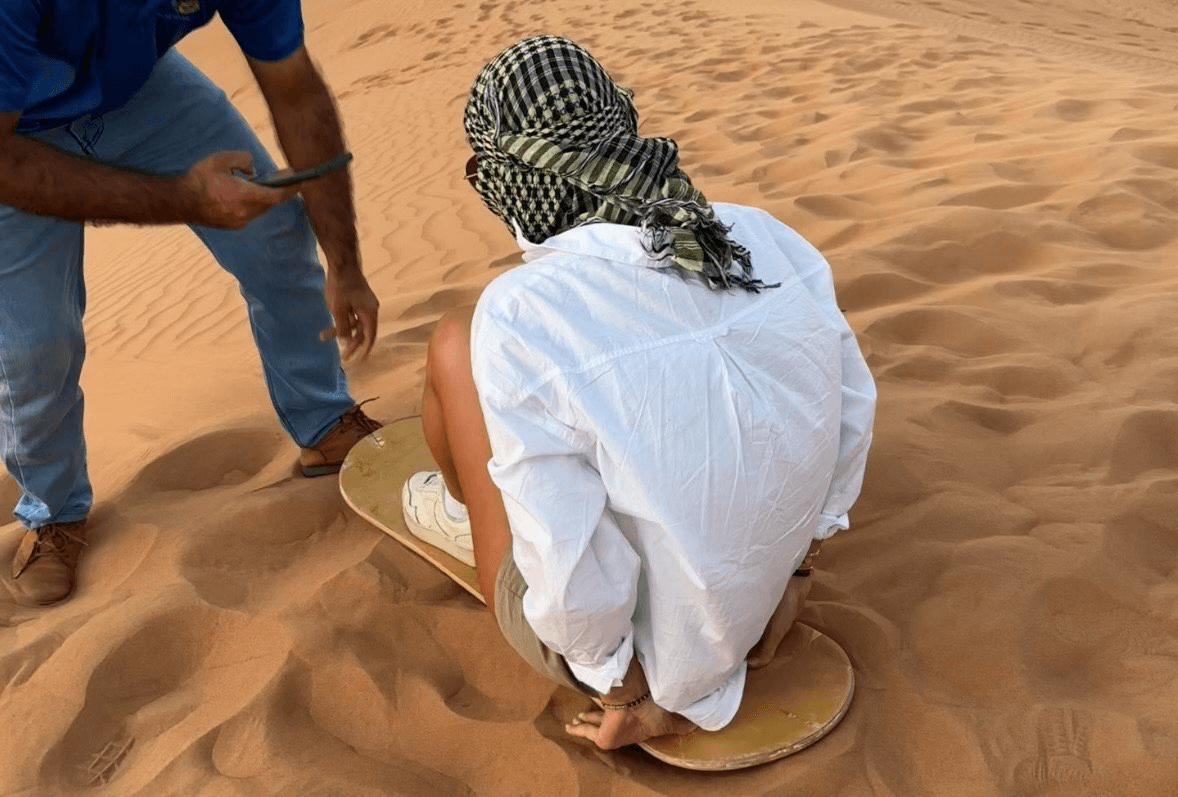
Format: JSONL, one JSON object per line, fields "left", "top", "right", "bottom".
{"left": 3, "top": 0, "right": 1178, "bottom": 794}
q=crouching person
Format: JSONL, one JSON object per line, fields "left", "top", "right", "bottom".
{"left": 403, "top": 35, "right": 876, "bottom": 749}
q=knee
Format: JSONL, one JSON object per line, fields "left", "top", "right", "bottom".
{"left": 427, "top": 308, "right": 475, "bottom": 384}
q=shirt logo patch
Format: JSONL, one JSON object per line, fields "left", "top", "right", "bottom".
{"left": 173, "top": 0, "right": 200, "bottom": 15}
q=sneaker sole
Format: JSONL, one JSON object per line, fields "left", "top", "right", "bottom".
{"left": 401, "top": 483, "right": 477, "bottom": 567}
{"left": 302, "top": 463, "right": 343, "bottom": 478}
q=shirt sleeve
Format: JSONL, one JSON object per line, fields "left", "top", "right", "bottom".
{"left": 770, "top": 218, "right": 877, "bottom": 539}
{"left": 0, "top": 0, "right": 41, "bottom": 113}
{"left": 219, "top": 0, "right": 305, "bottom": 62}
{"left": 473, "top": 316, "right": 641, "bottom": 694}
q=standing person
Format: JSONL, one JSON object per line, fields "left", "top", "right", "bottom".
{"left": 1, "top": 0, "right": 382, "bottom": 606}
{"left": 402, "top": 36, "right": 876, "bottom": 749}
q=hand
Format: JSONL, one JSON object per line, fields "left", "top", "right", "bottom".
{"left": 321, "top": 267, "right": 379, "bottom": 360}
{"left": 180, "top": 151, "right": 299, "bottom": 229}
{"left": 746, "top": 573, "right": 812, "bottom": 668}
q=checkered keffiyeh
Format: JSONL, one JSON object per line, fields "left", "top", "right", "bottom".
{"left": 463, "top": 35, "right": 776, "bottom": 293}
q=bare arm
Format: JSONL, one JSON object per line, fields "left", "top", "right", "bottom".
{"left": 248, "top": 47, "right": 358, "bottom": 276}
{"left": 0, "top": 110, "right": 193, "bottom": 224}
{"left": 249, "top": 47, "right": 378, "bottom": 359}
{"left": 0, "top": 111, "right": 297, "bottom": 227}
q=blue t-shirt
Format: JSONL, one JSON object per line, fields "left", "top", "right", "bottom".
{"left": 0, "top": 0, "right": 304, "bottom": 133}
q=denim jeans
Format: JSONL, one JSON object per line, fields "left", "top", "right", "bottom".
{"left": 0, "top": 50, "right": 355, "bottom": 529}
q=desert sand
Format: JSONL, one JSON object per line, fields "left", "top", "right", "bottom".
{"left": 3, "top": 0, "right": 1178, "bottom": 794}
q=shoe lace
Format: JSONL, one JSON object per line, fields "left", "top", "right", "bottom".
{"left": 37, "top": 524, "right": 87, "bottom": 560}
{"left": 343, "top": 398, "right": 383, "bottom": 436}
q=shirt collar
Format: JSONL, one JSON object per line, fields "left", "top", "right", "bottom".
{"left": 515, "top": 221, "right": 657, "bottom": 266}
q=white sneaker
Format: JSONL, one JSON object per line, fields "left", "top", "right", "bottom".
{"left": 401, "top": 471, "right": 476, "bottom": 566}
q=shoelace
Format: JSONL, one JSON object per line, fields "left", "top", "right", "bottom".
{"left": 343, "top": 398, "right": 383, "bottom": 436}
{"left": 36, "top": 525, "right": 87, "bottom": 562}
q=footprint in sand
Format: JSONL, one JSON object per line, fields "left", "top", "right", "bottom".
{"left": 1013, "top": 707, "right": 1094, "bottom": 794}
{"left": 1043, "top": 98, "right": 1095, "bottom": 122}
{"left": 953, "top": 359, "right": 1077, "bottom": 401}
{"left": 873, "top": 227, "right": 1044, "bottom": 284}
{"left": 82, "top": 736, "right": 134, "bottom": 786}
{"left": 45, "top": 606, "right": 289, "bottom": 789}
{"left": 347, "top": 24, "right": 398, "bottom": 50}
{"left": 178, "top": 493, "right": 348, "bottom": 610}
{"left": 120, "top": 427, "right": 286, "bottom": 501}
{"left": 928, "top": 399, "right": 1038, "bottom": 435}
{"left": 1067, "top": 190, "right": 1176, "bottom": 251}
{"left": 400, "top": 286, "right": 482, "bottom": 320}
{"left": 0, "top": 625, "right": 85, "bottom": 691}
{"left": 941, "top": 183, "right": 1058, "bottom": 210}
{"left": 838, "top": 271, "right": 932, "bottom": 312}
{"left": 1129, "top": 142, "right": 1178, "bottom": 170}
{"left": 865, "top": 307, "right": 1023, "bottom": 357}
{"left": 1119, "top": 177, "right": 1178, "bottom": 213}
{"left": 1104, "top": 409, "right": 1178, "bottom": 485}
{"left": 793, "top": 193, "right": 872, "bottom": 220}
{"left": 1098, "top": 480, "right": 1178, "bottom": 579}
{"left": 993, "top": 278, "right": 1114, "bottom": 307}
{"left": 47, "top": 605, "right": 219, "bottom": 788}
{"left": 1021, "top": 577, "right": 1178, "bottom": 702}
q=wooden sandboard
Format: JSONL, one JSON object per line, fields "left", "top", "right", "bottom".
{"left": 635, "top": 624, "right": 854, "bottom": 770}
{"left": 339, "top": 418, "right": 482, "bottom": 600}
{"left": 340, "top": 420, "right": 854, "bottom": 771}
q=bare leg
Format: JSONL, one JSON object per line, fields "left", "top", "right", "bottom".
{"left": 747, "top": 574, "right": 812, "bottom": 668}
{"left": 420, "top": 307, "right": 511, "bottom": 611}
{"left": 423, "top": 308, "right": 695, "bottom": 750}
{"left": 421, "top": 375, "right": 461, "bottom": 501}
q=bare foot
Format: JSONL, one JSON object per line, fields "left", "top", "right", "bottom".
{"left": 746, "top": 574, "right": 811, "bottom": 668}
{"left": 566, "top": 699, "right": 696, "bottom": 750}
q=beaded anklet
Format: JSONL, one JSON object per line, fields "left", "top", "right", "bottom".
{"left": 600, "top": 691, "right": 651, "bottom": 711}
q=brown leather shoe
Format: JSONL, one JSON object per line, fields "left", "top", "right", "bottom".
{"left": 298, "top": 401, "right": 382, "bottom": 477}
{"left": 11, "top": 519, "right": 88, "bottom": 606}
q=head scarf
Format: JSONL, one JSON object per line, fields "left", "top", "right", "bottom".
{"left": 463, "top": 35, "right": 776, "bottom": 293}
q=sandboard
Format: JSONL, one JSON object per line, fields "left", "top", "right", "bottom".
{"left": 339, "top": 418, "right": 482, "bottom": 600}
{"left": 340, "top": 419, "right": 854, "bottom": 771}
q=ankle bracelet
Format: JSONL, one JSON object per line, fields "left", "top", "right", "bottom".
{"left": 600, "top": 691, "right": 651, "bottom": 711}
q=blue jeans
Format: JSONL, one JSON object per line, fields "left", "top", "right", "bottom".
{"left": 0, "top": 51, "right": 354, "bottom": 529}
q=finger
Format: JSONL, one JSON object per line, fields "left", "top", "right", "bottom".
{"left": 577, "top": 710, "right": 605, "bottom": 724}
{"left": 235, "top": 181, "right": 298, "bottom": 217}
{"left": 748, "top": 624, "right": 772, "bottom": 660}
{"left": 747, "top": 629, "right": 776, "bottom": 667}
{"left": 341, "top": 314, "right": 362, "bottom": 361}
{"left": 746, "top": 648, "right": 772, "bottom": 669}
{"left": 263, "top": 168, "right": 295, "bottom": 183}
{"left": 749, "top": 615, "right": 792, "bottom": 667}
{"left": 357, "top": 307, "right": 378, "bottom": 359}
{"left": 219, "top": 150, "right": 254, "bottom": 173}
{"left": 252, "top": 182, "right": 299, "bottom": 205}
{"left": 330, "top": 309, "right": 352, "bottom": 355}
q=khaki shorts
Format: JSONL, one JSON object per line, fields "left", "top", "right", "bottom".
{"left": 493, "top": 548, "right": 590, "bottom": 695}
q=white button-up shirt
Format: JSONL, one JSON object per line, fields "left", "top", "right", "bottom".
{"left": 470, "top": 203, "right": 875, "bottom": 730}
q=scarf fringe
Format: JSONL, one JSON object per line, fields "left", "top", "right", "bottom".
{"left": 641, "top": 201, "right": 780, "bottom": 294}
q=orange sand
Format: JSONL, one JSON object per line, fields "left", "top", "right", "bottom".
{"left": 3, "top": 0, "right": 1178, "bottom": 794}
